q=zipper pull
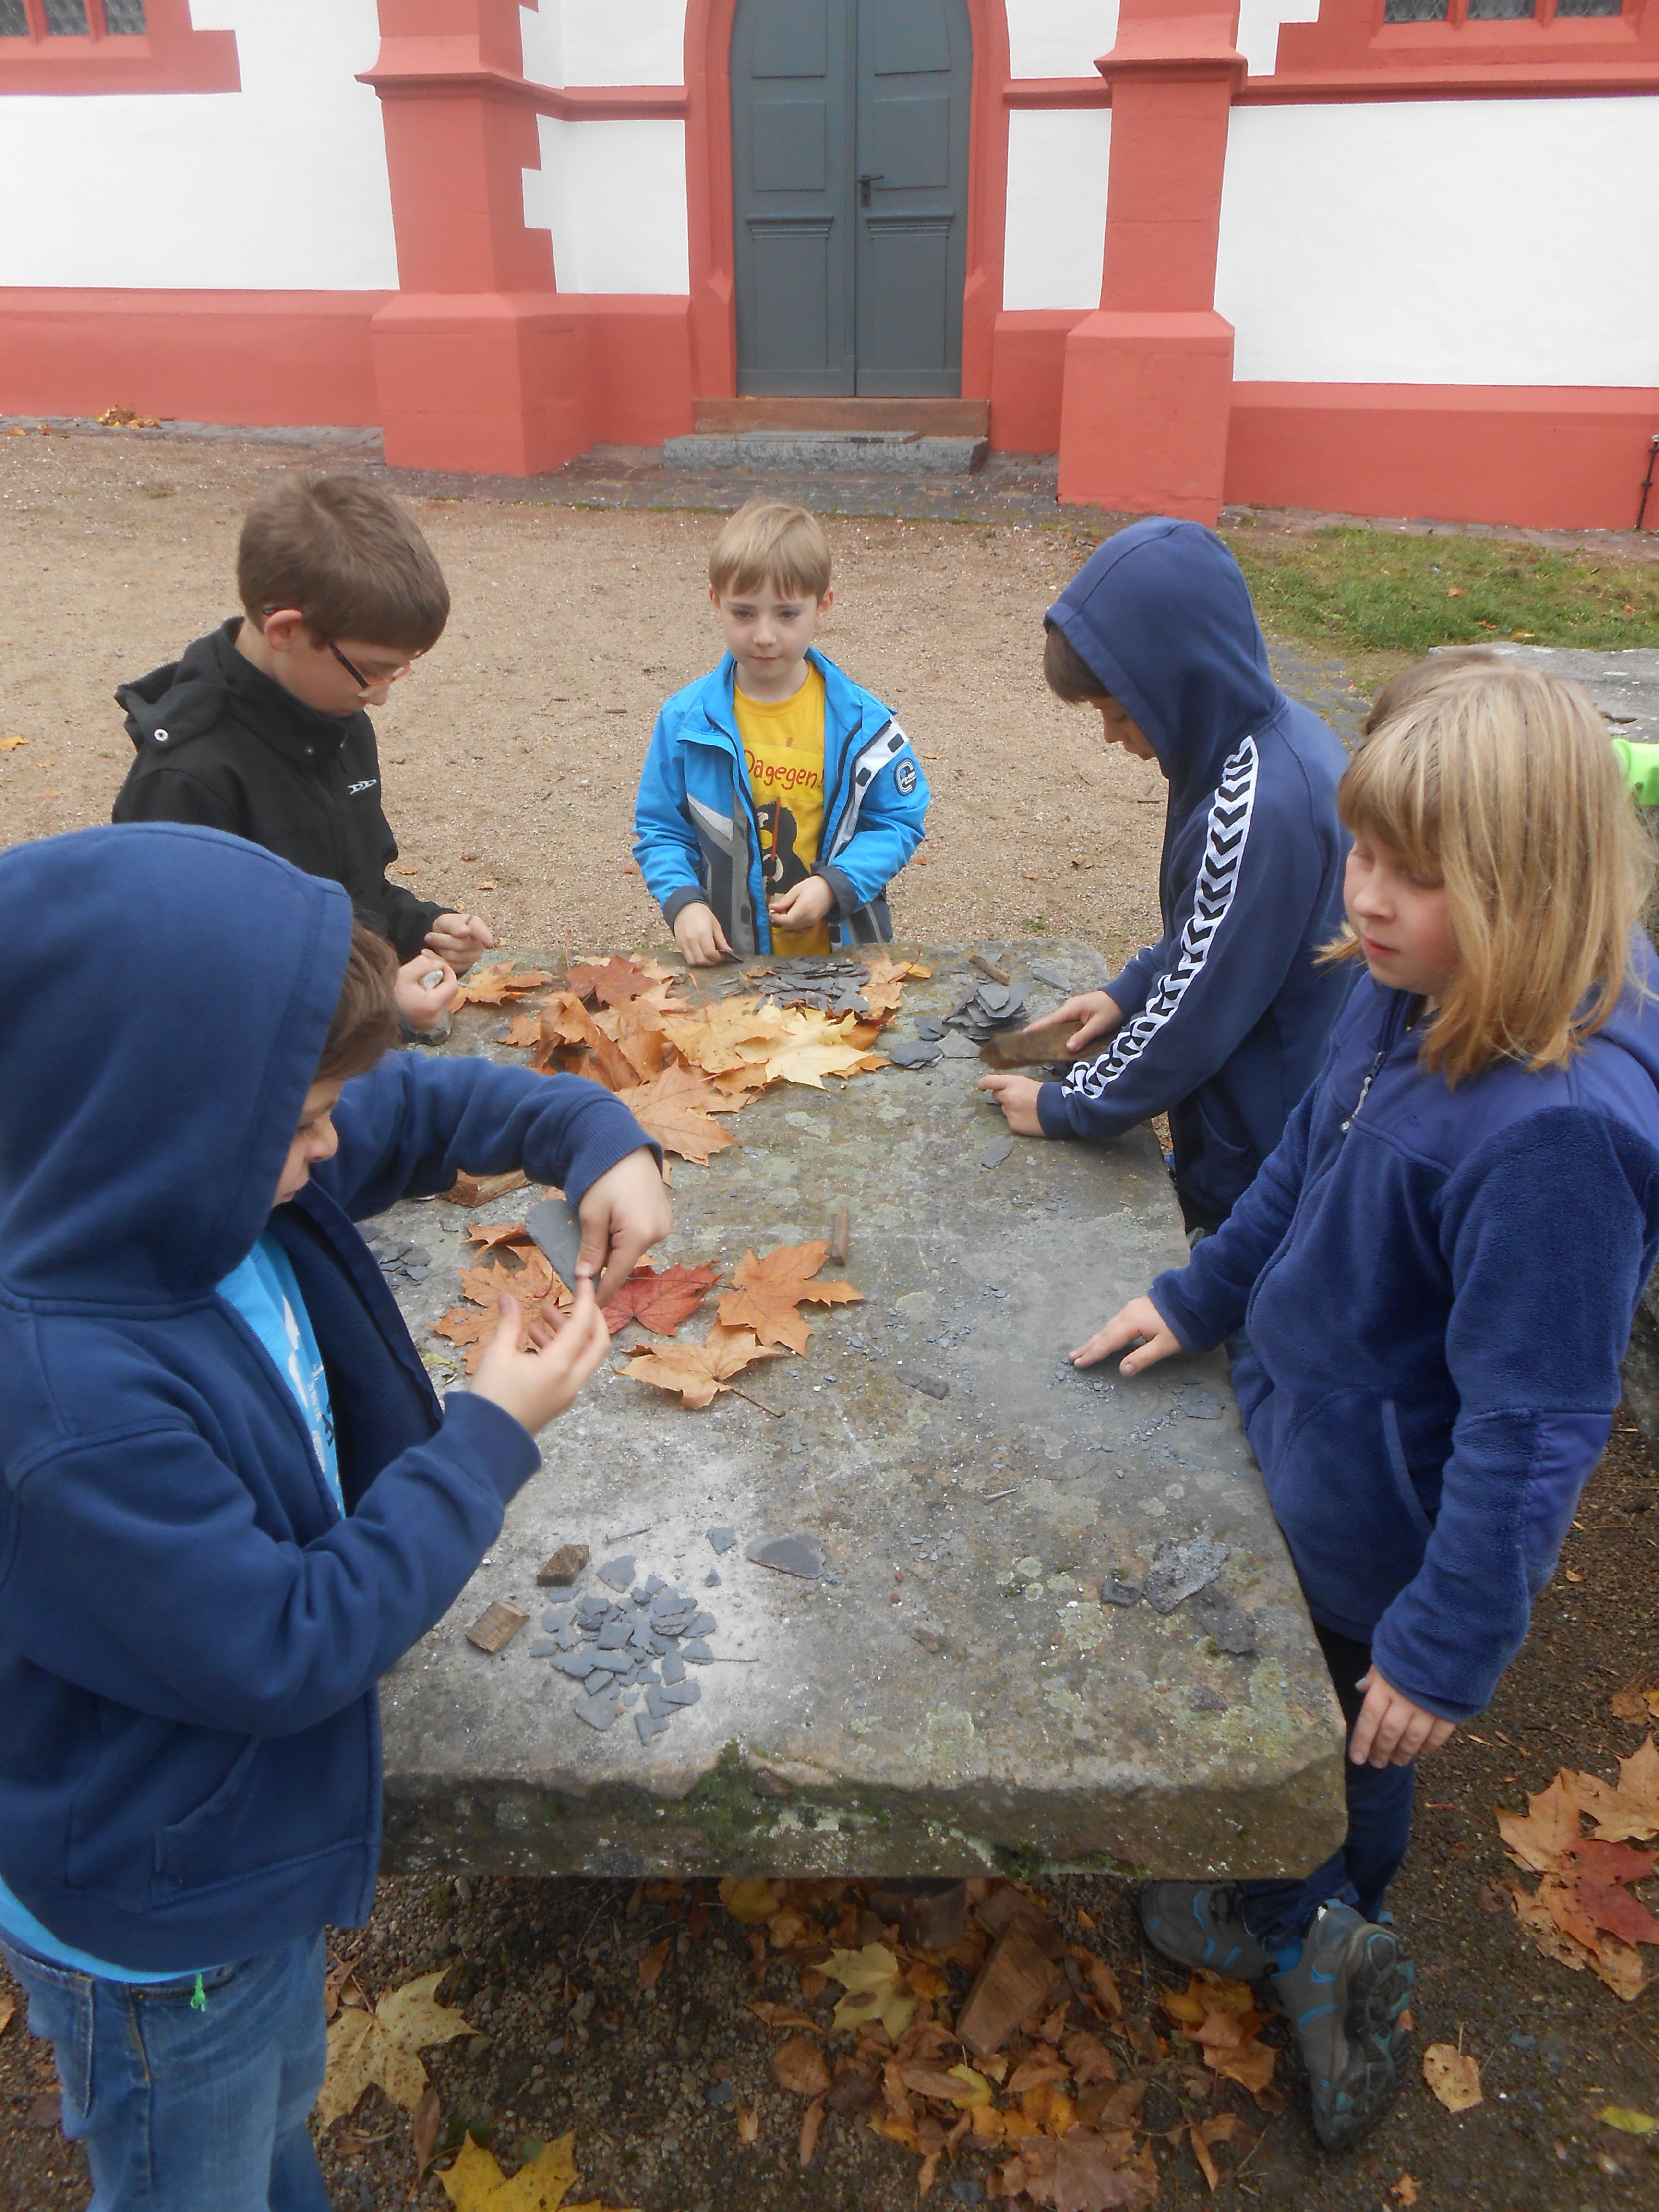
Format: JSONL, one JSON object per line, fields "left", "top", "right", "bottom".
{"left": 1340, "top": 1048, "right": 1386, "bottom": 1135}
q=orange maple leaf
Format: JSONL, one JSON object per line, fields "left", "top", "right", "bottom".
{"left": 567, "top": 954, "right": 675, "bottom": 1005}
{"left": 623, "top": 1062, "right": 738, "bottom": 1165}
{"left": 453, "top": 963, "right": 552, "bottom": 1007}
{"left": 620, "top": 1323, "right": 783, "bottom": 1409}
{"left": 717, "top": 1240, "right": 865, "bottom": 1354}
{"left": 601, "top": 1262, "right": 720, "bottom": 1338}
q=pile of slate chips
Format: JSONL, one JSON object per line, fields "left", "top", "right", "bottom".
{"left": 363, "top": 1230, "right": 431, "bottom": 1286}
{"left": 530, "top": 1554, "right": 719, "bottom": 1745}
{"left": 946, "top": 976, "right": 1031, "bottom": 1041}
{"left": 740, "top": 955, "right": 870, "bottom": 1018}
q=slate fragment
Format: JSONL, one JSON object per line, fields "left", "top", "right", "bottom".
{"left": 553, "top": 1648, "right": 600, "bottom": 1679}
{"left": 681, "top": 1639, "right": 714, "bottom": 1664}
{"left": 1099, "top": 1578, "right": 1142, "bottom": 1609}
{"left": 899, "top": 1370, "right": 950, "bottom": 1401}
{"left": 1027, "top": 961, "right": 1074, "bottom": 992}
{"left": 660, "top": 1679, "right": 701, "bottom": 1708}
{"left": 908, "top": 1622, "right": 945, "bottom": 1655}
{"left": 523, "top": 1193, "right": 584, "bottom": 1293}
{"left": 914, "top": 1015, "right": 945, "bottom": 1040}
{"left": 1189, "top": 1583, "right": 1260, "bottom": 1656}
{"left": 980, "top": 1135, "right": 1014, "bottom": 1169}
{"left": 595, "top": 1554, "right": 635, "bottom": 1591}
{"left": 661, "top": 1650, "right": 686, "bottom": 1685}
{"left": 884, "top": 1038, "right": 942, "bottom": 1068}
{"left": 1178, "top": 1389, "right": 1225, "bottom": 1420}
{"left": 575, "top": 1690, "right": 621, "bottom": 1731}
{"left": 746, "top": 1534, "right": 826, "bottom": 1578}
{"left": 635, "top": 1708, "right": 667, "bottom": 1744}
{"left": 596, "top": 1617, "right": 632, "bottom": 1650}
{"left": 526, "top": 1636, "right": 561, "bottom": 1659}
{"left": 705, "top": 1569, "right": 722, "bottom": 1588}
{"left": 465, "top": 1599, "right": 529, "bottom": 1655}
{"left": 537, "top": 1543, "right": 589, "bottom": 1587}
{"left": 1189, "top": 1685, "right": 1228, "bottom": 1712}
{"left": 706, "top": 1525, "right": 737, "bottom": 1554}
{"left": 1142, "top": 1536, "right": 1229, "bottom": 1614}
{"left": 690, "top": 1610, "right": 717, "bottom": 1637}
{"left": 940, "top": 1034, "right": 982, "bottom": 1059}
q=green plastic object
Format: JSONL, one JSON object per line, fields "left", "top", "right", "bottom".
{"left": 1612, "top": 737, "right": 1659, "bottom": 808}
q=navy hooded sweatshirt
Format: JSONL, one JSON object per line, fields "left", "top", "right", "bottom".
{"left": 1150, "top": 961, "right": 1659, "bottom": 1720}
{"left": 0, "top": 825, "right": 656, "bottom": 1971}
{"left": 1038, "top": 519, "right": 1351, "bottom": 1231}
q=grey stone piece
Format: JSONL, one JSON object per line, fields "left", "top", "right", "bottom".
{"left": 914, "top": 1015, "right": 946, "bottom": 1040}
{"left": 1100, "top": 1579, "right": 1142, "bottom": 1609}
{"left": 662, "top": 429, "right": 988, "bottom": 476}
{"left": 980, "top": 1136, "right": 1014, "bottom": 1169}
{"left": 746, "top": 1534, "right": 826, "bottom": 1578}
{"left": 575, "top": 1690, "right": 621, "bottom": 1731}
{"left": 644, "top": 1574, "right": 666, "bottom": 1595}
{"left": 526, "top": 1636, "right": 561, "bottom": 1659}
{"left": 705, "top": 1569, "right": 722, "bottom": 1587}
{"left": 636, "top": 1707, "right": 666, "bottom": 1744}
{"left": 631, "top": 1585, "right": 651, "bottom": 1605}
{"left": 575, "top": 1594, "right": 608, "bottom": 1626}
{"left": 900, "top": 1370, "right": 950, "bottom": 1400}
{"left": 1178, "top": 1389, "right": 1225, "bottom": 1420}
{"left": 689, "top": 1611, "right": 717, "bottom": 1637}
{"left": 1142, "top": 1536, "right": 1230, "bottom": 1615}
{"left": 645, "top": 1687, "right": 671, "bottom": 1721}
{"left": 884, "top": 1038, "right": 943, "bottom": 1068}
{"left": 595, "top": 1555, "right": 635, "bottom": 1591}
{"left": 1026, "top": 962, "right": 1073, "bottom": 993}
{"left": 940, "top": 1033, "right": 982, "bottom": 1058}
{"left": 706, "top": 1526, "right": 737, "bottom": 1554}
{"left": 1189, "top": 1686, "right": 1228, "bottom": 1713}
{"left": 540, "top": 1606, "right": 572, "bottom": 1632}
{"left": 1189, "top": 1584, "right": 1260, "bottom": 1657}
{"left": 660, "top": 1679, "right": 702, "bottom": 1708}
{"left": 950, "top": 2180, "right": 985, "bottom": 2207}
{"left": 707, "top": 2080, "right": 735, "bottom": 2107}
{"left": 636, "top": 1666, "right": 660, "bottom": 1687}
{"left": 661, "top": 1650, "right": 686, "bottom": 1685}
{"left": 552, "top": 1649, "right": 600, "bottom": 1679}
{"left": 630, "top": 1619, "right": 656, "bottom": 1653}
{"left": 649, "top": 1631, "right": 678, "bottom": 1657}
{"left": 596, "top": 1617, "right": 632, "bottom": 1650}
{"left": 680, "top": 1640, "right": 714, "bottom": 1664}
{"left": 524, "top": 1194, "right": 584, "bottom": 1294}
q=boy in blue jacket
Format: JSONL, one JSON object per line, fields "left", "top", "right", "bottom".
{"left": 0, "top": 823, "right": 671, "bottom": 2210}
{"left": 980, "top": 518, "right": 1350, "bottom": 1233}
{"left": 634, "top": 499, "right": 929, "bottom": 962}
{"left": 1073, "top": 664, "right": 1659, "bottom": 2151}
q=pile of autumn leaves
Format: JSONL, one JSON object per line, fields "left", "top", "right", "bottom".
{"left": 1497, "top": 1732, "right": 1659, "bottom": 2001}
{"left": 707, "top": 1872, "right": 1278, "bottom": 2207}
{"left": 433, "top": 952, "right": 923, "bottom": 1403}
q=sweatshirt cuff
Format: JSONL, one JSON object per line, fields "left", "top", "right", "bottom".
{"left": 1036, "top": 1080, "right": 1073, "bottom": 1139}
{"left": 660, "top": 885, "right": 706, "bottom": 930}
{"left": 1147, "top": 1269, "right": 1222, "bottom": 1354}
{"left": 813, "top": 863, "right": 858, "bottom": 920}
{"left": 436, "top": 1388, "right": 542, "bottom": 1508}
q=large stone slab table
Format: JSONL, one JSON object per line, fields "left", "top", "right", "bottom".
{"left": 373, "top": 944, "right": 1346, "bottom": 1883}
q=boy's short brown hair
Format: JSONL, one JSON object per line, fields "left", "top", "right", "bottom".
{"left": 709, "top": 498, "right": 832, "bottom": 603}
{"left": 238, "top": 471, "right": 450, "bottom": 656}
{"left": 1363, "top": 647, "right": 1501, "bottom": 738}
{"left": 317, "top": 922, "right": 402, "bottom": 1082}
{"left": 1042, "top": 619, "right": 1109, "bottom": 705}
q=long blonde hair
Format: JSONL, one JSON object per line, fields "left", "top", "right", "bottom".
{"left": 1332, "top": 662, "right": 1654, "bottom": 1085}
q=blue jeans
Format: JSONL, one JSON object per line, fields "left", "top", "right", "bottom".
{"left": 1237, "top": 1622, "right": 1417, "bottom": 1955}
{"left": 0, "top": 1929, "right": 329, "bottom": 2212}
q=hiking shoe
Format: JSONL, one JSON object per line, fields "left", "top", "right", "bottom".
{"left": 1273, "top": 1902, "right": 1414, "bottom": 2152}
{"left": 1138, "top": 1884, "right": 1275, "bottom": 1980}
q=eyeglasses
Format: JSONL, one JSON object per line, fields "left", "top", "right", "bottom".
{"left": 328, "top": 641, "right": 415, "bottom": 696}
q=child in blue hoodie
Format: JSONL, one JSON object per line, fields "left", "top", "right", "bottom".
{"left": 633, "top": 499, "right": 929, "bottom": 962}
{"left": 1071, "top": 663, "right": 1659, "bottom": 2151}
{"left": 0, "top": 823, "right": 670, "bottom": 2210}
{"left": 979, "top": 518, "right": 1350, "bottom": 1233}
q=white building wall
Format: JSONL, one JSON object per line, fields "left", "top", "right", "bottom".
{"left": 1233, "top": 0, "right": 1322, "bottom": 78}
{"left": 0, "top": 0, "right": 396, "bottom": 291}
{"left": 1217, "top": 100, "right": 1659, "bottom": 387}
{"left": 1002, "top": 108, "right": 1110, "bottom": 310}
{"left": 1005, "top": 0, "right": 1118, "bottom": 77}
{"left": 518, "top": 0, "right": 687, "bottom": 90}
{"left": 522, "top": 117, "right": 691, "bottom": 294}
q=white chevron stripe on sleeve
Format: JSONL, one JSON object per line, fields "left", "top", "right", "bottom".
{"left": 1066, "top": 735, "right": 1260, "bottom": 1101}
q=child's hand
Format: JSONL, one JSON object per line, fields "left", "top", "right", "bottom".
{"left": 1070, "top": 1295, "right": 1183, "bottom": 1376}
{"left": 673, "top": 902, "right": 734, "bottom": 965}
{"left": 426, "top": 912, "right": 496, "bottom": 974}
{"left": 576, "top": 1146, "right": 674, "bottom": 1303}
{"left": 977, "top": 1070, "right": 1047, "bottom": 1134}
{"left": 768, "top": 876, "right": 836, "bottom": 932}
{"left": 469, "top": 1282, "right": 611, "bottom": 1434}
{"left": 1049, "top": 990, "right": 1123, "bottom": 1054}
{"left": 1348, "top": 1667, "right": 1456, "bottom": 1768}
{"left": 395, "top": 953, "right": 459, "bottom": 1031}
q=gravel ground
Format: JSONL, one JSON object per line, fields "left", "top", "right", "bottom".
{"left": 2, "top": 426, "right": 1655, "bottom": 2212}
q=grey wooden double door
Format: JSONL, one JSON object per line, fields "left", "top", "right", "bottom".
{"left": 731, "top": 0, "right": 973, "bottom": 397}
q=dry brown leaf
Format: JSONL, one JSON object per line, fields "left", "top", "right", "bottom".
{"left": 566, "top": 954, "right": 674, "bottom": 1005}
{"left": 0, "top": 1994, "right": 14, "bottom": 2039}
{"left": 1062, "top": 2027, "right": 1118, "bottom": 2087}
{"left": 774, "top": 2034, "right": 832, "bottom": 2100}
{"left": 453, "top": 963, "right": 552, "bottom": 1007}
{"left": 592, "top": 999, "right": 673, "bottom": 1083}
{"left": 1569, "top": 1738, "right": 1659, "bottom": 1843}
{"left": 533, "top": 992, "right": 638, "bottom": 1091}
{"left": 0, "top": 736, "right": 28, "bottom": 752}
{"left": 736, "top": 2102, "right": 760, "bottom": 2143}
{"left": 824, "top": 1944, "right": 918, "bottom": 2042}
{"left": 619, "top": 1323, "right": 783, "bottom": 1409}
{"left": 1422, "top": 2042, "right": 1482, "bottom": 2112}
{"left": 717, "top": 1239, "right": 866, "bottom": 1353}
{"left": 619, "top": 1062, "right": 737, "bottom": 1164}
{"left": 761, "top": 1007, "right": 880, "bottom": 1088}
{"left": 316, "top": 1971, "right": 475, "bottom": 2128}
{"left": 1392, "top": 2176, "right": 1419, "bottom": 2205}
{"left": 720, "top": 1876, "right": 781, "bottom": 1923}
{"left": 462, "top": 1220, "right": 538, "bottom": 1254}
{"left": 750, "top": 2001, "right": 823, "bottom": 2032}
{"left": 601, "top": 1262, "right": 719, "bottom": 1337}
{"left": 1587, "top": 1933, "right": 1653, "bottom": 2001}
{"left": 799, "top": 2095, "right": 826, "bottom": 2168}
{"left": 1510, "top": 1879, "right": 1595, "bottom": 1974}
{"left": 1188, "top": 2118, "right": 1220, "bottom": 2192}
{"left": 637, "top": 1938, "right": 670, "bottom": 1991}
{"left": 1497, "top": 1774, "right": 1586, "bottom": 1873}
{"left": 1610, "top": 1682, "right": 1659, "bottom": 1723}
{"left": 662, "top": 997, "right": 790, "bottom": 1075}
{"left": 411, "top": 2084, "right": 441, "bottom": 2178}
{"left": 997, "top": 2127, "right": 1159, "bottom": 2212}
{"left": 497, "top": 1010, "right": 541, "bottom": 1048}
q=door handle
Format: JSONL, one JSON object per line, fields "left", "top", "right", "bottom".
{"left": 858, "top": 172, "right": 885, "bottom": 207}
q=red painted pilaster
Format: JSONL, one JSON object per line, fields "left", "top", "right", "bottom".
{"left": 1057, "top": 0, "right": 1242, "bottom": 523}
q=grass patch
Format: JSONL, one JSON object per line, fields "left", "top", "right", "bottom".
{"left": 1223, "top": 527, "right": 1659, "bottom": 660}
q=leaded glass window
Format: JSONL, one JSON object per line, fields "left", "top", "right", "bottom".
{"left": 1382, "top": 0, "right": 1449, "bottom": 21}
{"left": 0, "top": 0, "right": 28, "bottom": 32}
{"left": 1467, "top": 0, "right": 1536, "bottom": 16}
{"left": 102, "top": 0, "right": 146, "bottom": 28}
{"left": 42, "top": 0, "right": 90, "bottom": 31}
{"left": 1555, "top": 0, "right": 1621, "bottom": 14}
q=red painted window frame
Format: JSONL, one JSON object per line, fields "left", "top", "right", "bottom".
{"left": 1262, "top": 0, "right": 1659, "bottom": 97}
{"left": 0, "top": 0, "right": 239, "bottom": 94}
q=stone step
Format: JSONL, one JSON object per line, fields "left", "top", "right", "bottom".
{"left": 694, "top": 395, "right": 988, "bottom": 437}
{"left": 663, "top": 428, "right": 988, "bottom": 476}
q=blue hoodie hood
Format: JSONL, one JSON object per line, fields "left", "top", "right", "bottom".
{"left": 0, "top": 823, "right": 351, "bottom": 1309}
{"left": 1047, "top": 517, "right": 1280, "bottom": 812}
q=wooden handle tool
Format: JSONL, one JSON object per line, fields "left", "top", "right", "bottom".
{"left": 977, "top": 1014, "right": 1082, "bottom": 1069}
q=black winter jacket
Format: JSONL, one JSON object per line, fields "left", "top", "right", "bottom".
{"left": 112, "top": 620, "right": 448, "bottom": 961}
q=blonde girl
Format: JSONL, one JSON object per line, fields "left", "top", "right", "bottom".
{"left": 1072, "top": 664, "right": 1659, "bottom": 2152}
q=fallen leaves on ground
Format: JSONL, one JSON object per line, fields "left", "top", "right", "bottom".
{"left": 1601, "top": 2106, "right": 1659, "bottom": 2134}
{"left": 1497, "top": 1739, "right": 1659, "bottom": 1998}
{"left": 717, "top": 1239, "right": 866, "bottom": 1353}
{"left": 637, "top": 1939, "right": 670, "bottom": 1991}
{"left": 316, "top": 1970, "right": 476, "bottom": 2128}
{"left": 822, "top": 1943, "right": 919, "bottom": 2042}
{"left": 1422, "top": 2042, "right": 1482, "bottom": 2112}
{"left": 617, "top": 1061, "right": 735, "bottom": 1165}
{"left": 1392, "top": 2175, "right": 1420, "bottom": 2204}
{"left": 437, "top": 2129, "right": 639, "bottom": 2210}
{"left": 619, "top": 1324, "right": 782, "bottom": 1410}
{"left": 599, "top": 1261, "right": 719, "bottom": 1336}
{"left": 773, "top": 2034, "right": 832, "bottom": 2099}
{"left": 453, "top": 963, "right": 553, "bottom": 1006}
{"left": 0, "top": 735, "right": 28, "bottom": 752}
{"left": 1163, "top": 1969, "right": 1279, "bottom": 2100}
{"left": 1610, "top": 1681, "right": 1659, "bottom": 1724}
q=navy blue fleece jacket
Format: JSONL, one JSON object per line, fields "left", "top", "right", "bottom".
{"left": 0, "top": 825, "right": 657, "bottom": 1971}
{"left": 1150, "top": 962, "right": 1659, "bottom": 1720}
{"left": 1038, "top": 519, "right": 1351, "bottom": 1230}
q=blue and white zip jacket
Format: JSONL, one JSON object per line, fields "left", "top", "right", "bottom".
{"left": 633, "top": 648, "right": 929, "bottom": 954}
{"left": 1036, "top": 519, "right": 1351, "bottom": 1231}
{"left": 1149, "top": 961, "right": 1659, "bottom": 1720}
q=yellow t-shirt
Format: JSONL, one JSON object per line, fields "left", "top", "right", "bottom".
{"left": 734, "top": 667, "right": 831, "bottom": 956}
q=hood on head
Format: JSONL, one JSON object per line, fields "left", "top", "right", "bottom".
{"left": 0, "top": 825, "right": 353, "bottom": 1307}
{"left": 1046, "top": 518, "right": 1280, "bottom": 804}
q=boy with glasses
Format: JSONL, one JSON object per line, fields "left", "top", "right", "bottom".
{"left": 112, "top": 471, "right": 493, "bottom": 1031}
